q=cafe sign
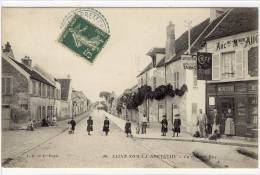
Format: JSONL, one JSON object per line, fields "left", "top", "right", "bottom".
{"left": 181, "top": 55, "right": 196, "bottom": 69}
{"left": 216, "top": 33, "right": 258, "bottom": 51}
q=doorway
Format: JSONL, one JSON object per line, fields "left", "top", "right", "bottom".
{"left": 218, "top": 97, "right": 234, "bottom": 134}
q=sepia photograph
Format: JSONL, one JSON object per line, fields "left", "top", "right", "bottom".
{"left": 1, "top": 5, "right": 259, "bottom": 172}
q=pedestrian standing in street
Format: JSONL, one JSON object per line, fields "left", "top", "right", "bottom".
{"left": 212, "top": 109, "right": 221, "bottom": 137}
{"left": 135, "top": 122, "right": 140, "bottom": 134}
{"left": 68, "top": 117, "right": 76, "bottom": 134}
{"left": 141, "top": 114, "right": 148, "bottom": 134}
{"left": 161, "top": 115, "right": 168, "bottom": 136}
{"left": 197, "top": 109, "right": 207, "bottom": 138}
{"left": 87, "top": 116, "right": 93, "bottom": 136}
{"left": 206, "top": 110, "right": 213, "bottom": 135}
{"left": 125, "top": 118, "right": 132, "bottom": 137}
{"left": 103, "top": 117, "right": 110, "bottom": 136}
{"left": 224, "top": 108, "right": 235, "bottom": 136}
{"left": 172, "top": 114, "right": 181, "bottom": 137}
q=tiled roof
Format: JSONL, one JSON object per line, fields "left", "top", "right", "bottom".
{"left": 137, "top": 62, "right": 153, "bottom": 76}
{"left": 206, "top": 8, "right": 258, "bottom": 41}
{"left": 10, "top": 58, "right": 55, "bottom": 87}
{"left": 57, "top": 79, "right": 71, "bottom": 101}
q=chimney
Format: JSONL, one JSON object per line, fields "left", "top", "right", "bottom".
{"left": 67, "top": 74, "right": 71, "bottom": 79}
{"left": 165, "top": 21, "right": 176, "bottom": 62}
{"left": 2, "top": 42, "right": 15, "bottom": 59}
{"left": 210, "top": 8, "right": 229, "bottom": 22}
{"left": 21, "top": 56, "right": 32, "bottom": 68}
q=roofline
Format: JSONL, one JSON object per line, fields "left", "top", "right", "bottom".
{"left": 204, "top": 8, "right": 233, "bottom": 41}
{"left": 2, "top": 54, "right": 31, "bottom": 82}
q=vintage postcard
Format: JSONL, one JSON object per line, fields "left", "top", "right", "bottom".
{"left": 1, "top": 4, "right": 259, "bottom": 174}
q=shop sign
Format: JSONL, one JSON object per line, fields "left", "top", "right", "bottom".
{"left": 217, "top": 85, "right": 234, "bottom": 93}
{"left": 216, "top": 33, "right": 258, "bottom": 51}
{"left": 197, "top": 52, "right": 212, "bottom": 80}
{"left": 181, "top": 55, "right": 197, "bottom": 69}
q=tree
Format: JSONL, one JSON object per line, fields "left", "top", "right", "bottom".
{"left": 99, "top": 91, "right": 111, "bottom": 101}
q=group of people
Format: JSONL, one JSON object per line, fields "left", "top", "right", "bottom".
{"left": 196, "top": 108, "right": 235, "bottom": 140}
{"left": 160, "top": 114, "right": 182, "bottom": 137}
{"left": 27, "top": 116, "right": 57, "bottom": 131}
{"left": 134, "top": 114, "right": 182, "bottom": 137}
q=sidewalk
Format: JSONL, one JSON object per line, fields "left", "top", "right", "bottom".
{"left": 2, "top": 112, "right": 88, "bottom": 163}
{"left": 104, "top": 111, "right": 258, "bottom": 148}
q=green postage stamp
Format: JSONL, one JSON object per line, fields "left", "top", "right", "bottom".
{"left": 59, "top": 10, "right": 110, "bottom": 62}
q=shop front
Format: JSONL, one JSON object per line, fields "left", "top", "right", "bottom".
{"left": 206, "top": 80, "right": 258, "bottom": 137}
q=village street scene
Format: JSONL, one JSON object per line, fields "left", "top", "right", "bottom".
{"left": 1, "top": 7, "right": 259, "bottom": 169}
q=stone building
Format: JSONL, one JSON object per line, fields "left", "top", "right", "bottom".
{"left": 72, "top": 90, "right": 89, "bottom": 116}
{"left": 136, "top": 8, "right": 230, "bottom": 133}
{"left": 200, "top": 8, "right": 258, "bottom": 137}
{"left": 57, "top": 78, "right": 73, "bottom": 120}
{"left": 2, "top": 43, "right": 58, "bottom": 128}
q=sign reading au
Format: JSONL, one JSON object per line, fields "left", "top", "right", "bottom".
{"left": 197, "top": 52, "right": 212, "bottom": 80}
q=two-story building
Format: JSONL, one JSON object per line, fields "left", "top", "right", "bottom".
{"left": 136, "top": 8, "right": 229, "bottom": 133}
{"left": 201, "top": 8, "right": 258, "bottom": 137}
{"left": 2, "top": 43, "right": 58, "bottom": 128}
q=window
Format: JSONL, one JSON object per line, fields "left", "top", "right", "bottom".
{"left": 32, "top": 80, "right": 36, "bottom": 95}
{"left": 193, "top": 69, "right": 198, "bottom": 88}
{"left": 173, "top": 72, "right": 179, "bottom": 89}
{"left": 222, "top": 52, "right": 235, "bottom": 79}
{"left": 153, "top": 77, "right": 156, "bottom": 89}
{"left": 38, "top": 82, "right": 41, "bottom": 96}
{"left": 47, "top": 86, "right": 50, "bottom": 98}
{"left": 44, "top": 84, "right": 47, "bottom": 97}
{"left": 41, "top": 83, "right": 44, "bottom": 97}
{"left": 2, "top": 77, "right": 13, "bottom": 95}
{"left": 21, "top": 104, "right": 28, "bottom": 110}
{"left": 141, "top": 77, "right": 143, "bottom": 86}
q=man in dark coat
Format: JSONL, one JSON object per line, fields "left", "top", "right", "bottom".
{"left": 68, "top": 117, "right": 76, "bottom": 134}
{"left": 206, "top": 111, "right": 214, "bottom": 136}
{"left": 87, "top": 116, "right": 93, "bottom": 136}
{"left": 173, "top": 114, "right": 181, "bottom": 137}
{"left": 125, "top": 118, "right": 132, "bottom": 137}
{"left": 161, "top": 115, "right": 168, "bottom": 136}
{"left": 103, "top": 117, "right": 110, "bottom": 136}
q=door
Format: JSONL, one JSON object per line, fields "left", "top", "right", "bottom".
{"left": 218, "top": 97, "right": 234, "bottom": 134}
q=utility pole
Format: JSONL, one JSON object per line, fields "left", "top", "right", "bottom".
{"left": 185, "top": 20, "right": 192, "bottom": 55}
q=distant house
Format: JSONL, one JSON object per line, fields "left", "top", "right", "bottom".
{"left": 56, "top": 78, "right": 73, "bottom": 119}
{"left": 72, "top": 90, "right": 89, "bottom": 116}
{"left": 2, "top": 43, "right": 58, "bottom": 129}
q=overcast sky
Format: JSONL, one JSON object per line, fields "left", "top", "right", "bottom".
{"left": 2, "top": 8, "right": 210, "bottom": 101}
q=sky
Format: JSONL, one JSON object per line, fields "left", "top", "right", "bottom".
{"left": 2, "top": 8, "right": 210, "bottom": 102}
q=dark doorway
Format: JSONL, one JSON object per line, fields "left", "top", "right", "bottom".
{"left": 218, "top": 97, "right": 235, "bottom": 134}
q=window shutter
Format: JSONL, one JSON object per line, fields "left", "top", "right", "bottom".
{"left": 235, "top": 50, "right": 244, "bottom": 79}
{"left": 212, "top": 53, "right": 220, "bottom": 80}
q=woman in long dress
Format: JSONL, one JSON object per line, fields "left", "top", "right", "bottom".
{"left": 87, "top": 116, "right": 93, "bottom": 136}
{"left": 103, "top": 117, "right": 110, "bottom": 136}
{"left": 224, "top": 108, "right": 235, "bottom": 136}
{"left": 161, "top": 115, "right": 168, "bottom": 136}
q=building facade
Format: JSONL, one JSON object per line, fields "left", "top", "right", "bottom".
{"left": 2, "top": 44, "right": 58, "bottom": 128}
{"left": 201, "top": 8, "right": 258, "bottom": 137}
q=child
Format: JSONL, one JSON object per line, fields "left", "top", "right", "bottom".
{"left": 125, "top": 119, "right": 132, "bottom": 137}
{"left": 172, "top": 114, "right": 181, "bottom": 137}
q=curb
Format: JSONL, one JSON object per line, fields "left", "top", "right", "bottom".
{"left": 103, "top": 111, "right": 257, "bottom": 148}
